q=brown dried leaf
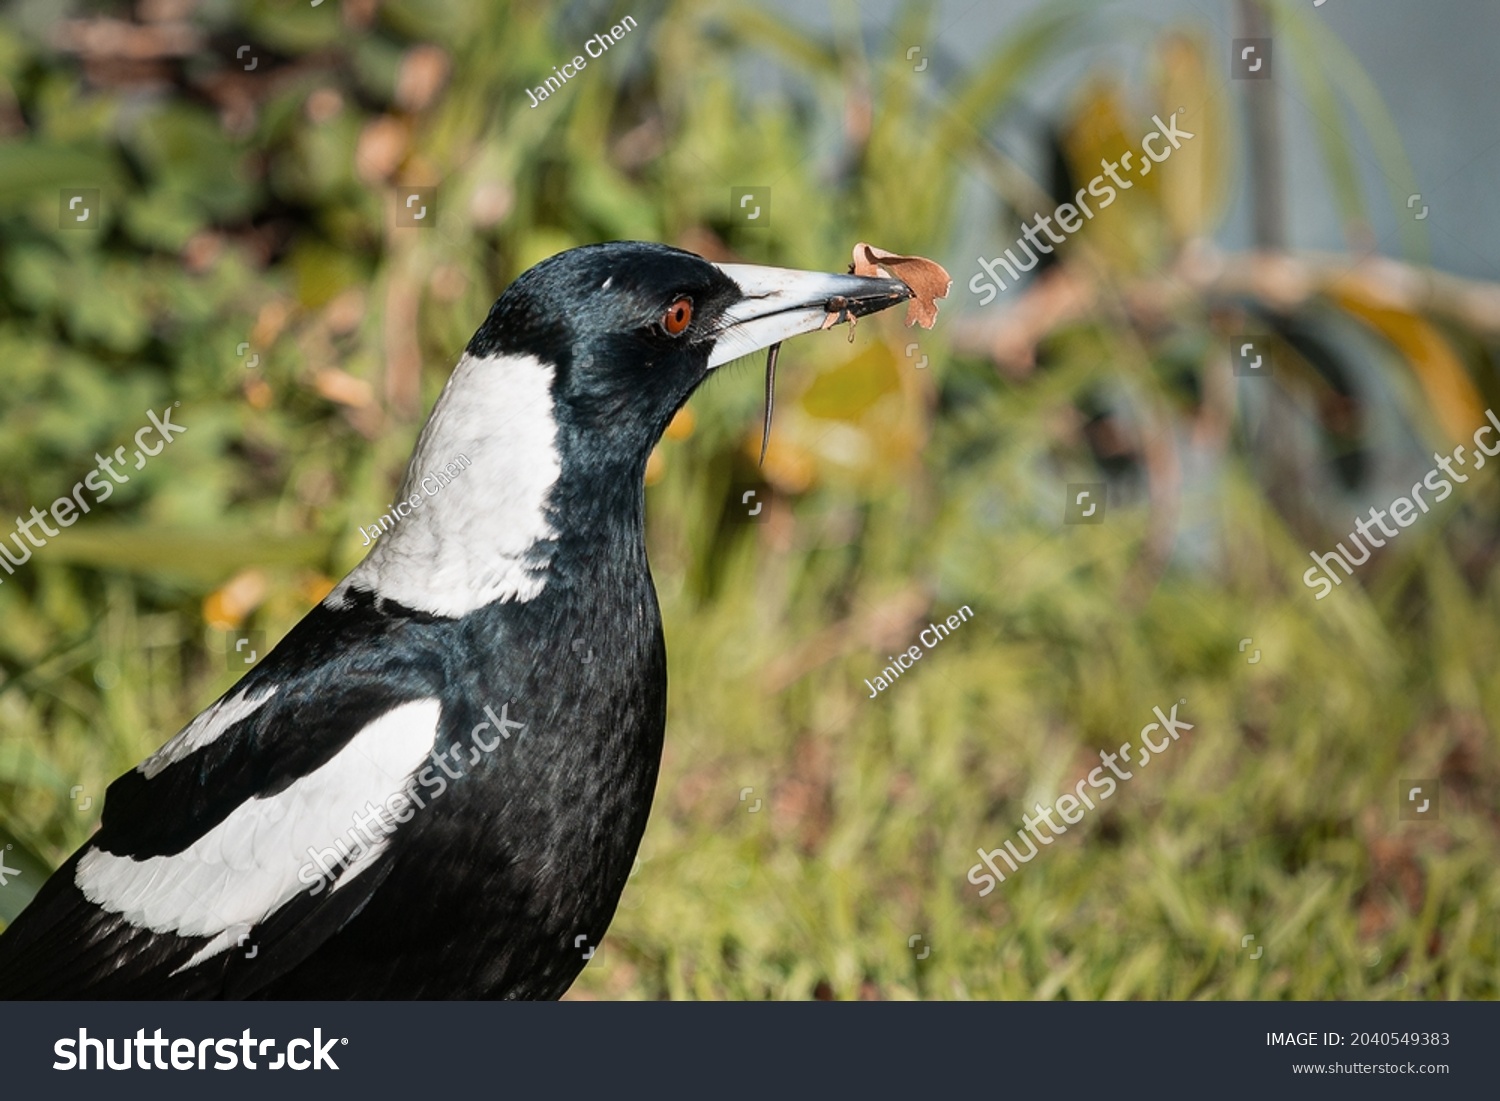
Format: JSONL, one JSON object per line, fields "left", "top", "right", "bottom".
{"left": 850, "top": 242, "right": 952, "bottom": 328}
{"left": 395, "top": 45, "right": 451, "bottom": 112}
{"left": 314, "top": 366, "right": 375, "bottom": 409}
{"left": 356, "top": 115, "right": 409, "bottom": 183}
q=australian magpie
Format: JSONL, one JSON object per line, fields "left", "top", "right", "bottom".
{"left": 0, "top": 241, "right": 911, "bottom": 999}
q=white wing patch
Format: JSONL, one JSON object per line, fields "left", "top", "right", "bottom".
{"left": 139, "top": 685, "right": 279, "bottom": 780}
{"left": 171, "top": 926, "right": 244, "bottom": 975}
{"left": 78, "top": 698, "right": 444, "bottom": 941}
{"left": 326, "top": 351, "right": 562, "bottom": 618}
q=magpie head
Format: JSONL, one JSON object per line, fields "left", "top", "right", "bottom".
{"left": 466, "top": 241, "right": 911, "bottom": 468}
{"left": 329, "top": 242, "right": 910, "bottom": 616}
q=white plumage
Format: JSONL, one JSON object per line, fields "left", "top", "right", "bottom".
{"left": 139, "top": 684, "right": 279, "bottom": 779}
{"left": 326, "top": 352, "right": 563, "bottom": 617}
{"left": 76, "top": 697, "right": 444, "bottom": 940}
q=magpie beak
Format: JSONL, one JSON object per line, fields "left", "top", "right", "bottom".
{"left": 706, "top": 263, "right": 912, "bottom": 368}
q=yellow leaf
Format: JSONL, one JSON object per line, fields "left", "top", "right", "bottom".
{"left": 665, "top": 406, "right": 695, "bottom": 440}
{"left": 203, "top": 568, "right": 269, "bottom": 630}
{"left": 299, "top": 572, "right": 336, "bottom": 607}
{"left": 645, "top": 447, "right": 666, "bottom": 486}
{"left": 1331, "top": 287, "right": 1483, "bottom": 443}
{"left": 1061, "top": 80, "right": 1157, "bottom": 270}
{"left": 749, "top": 432, "right": 818, "bottom": 494}
{"left": 1153, "top": 33, "right": 1228, "bottom": 242}
{"left": 799, "top": 342, "right": 900, "bottom": 420}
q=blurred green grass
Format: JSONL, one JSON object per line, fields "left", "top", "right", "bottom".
{"left": 0, "top": 0, "right": 1497, "bottom": 998}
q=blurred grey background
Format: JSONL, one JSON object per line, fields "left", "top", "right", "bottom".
{"left": 774, "top": 0, "right": 1499, "bottom": 280}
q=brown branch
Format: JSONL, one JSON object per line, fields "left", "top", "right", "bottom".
{"left": 952, "top": 248, "right": 1500, "bottom": 369}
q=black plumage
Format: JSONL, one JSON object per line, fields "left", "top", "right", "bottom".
{"left": 0, "top": 242, "right": 909, "bottom": 999}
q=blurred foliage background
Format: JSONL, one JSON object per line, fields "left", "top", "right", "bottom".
{"left": 1, "top": 0, "right": 1497, "bottom": 999}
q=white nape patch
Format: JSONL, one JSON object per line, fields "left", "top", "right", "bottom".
{"left": 139, "top": 685, "right": 279, "bottom": 780}
{"left": 78, "top": 698, "right": 443, "bottom": 941}
{"left": 600, "top": 276, "right": 613, "bottom": 290}
{"left": 327, "top": 352, "right": 562, "bottom": 618}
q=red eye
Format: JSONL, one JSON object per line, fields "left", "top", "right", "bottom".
{"left": 662, "top": 297, "right": 693, "bottom": 335}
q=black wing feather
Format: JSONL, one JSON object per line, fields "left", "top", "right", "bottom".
{"left": 0, "top": 589, "right": 452, "bottom": 999}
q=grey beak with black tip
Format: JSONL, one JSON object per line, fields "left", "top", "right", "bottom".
{"left": 707, "top": 263, "right": 912, "bottom": 369}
